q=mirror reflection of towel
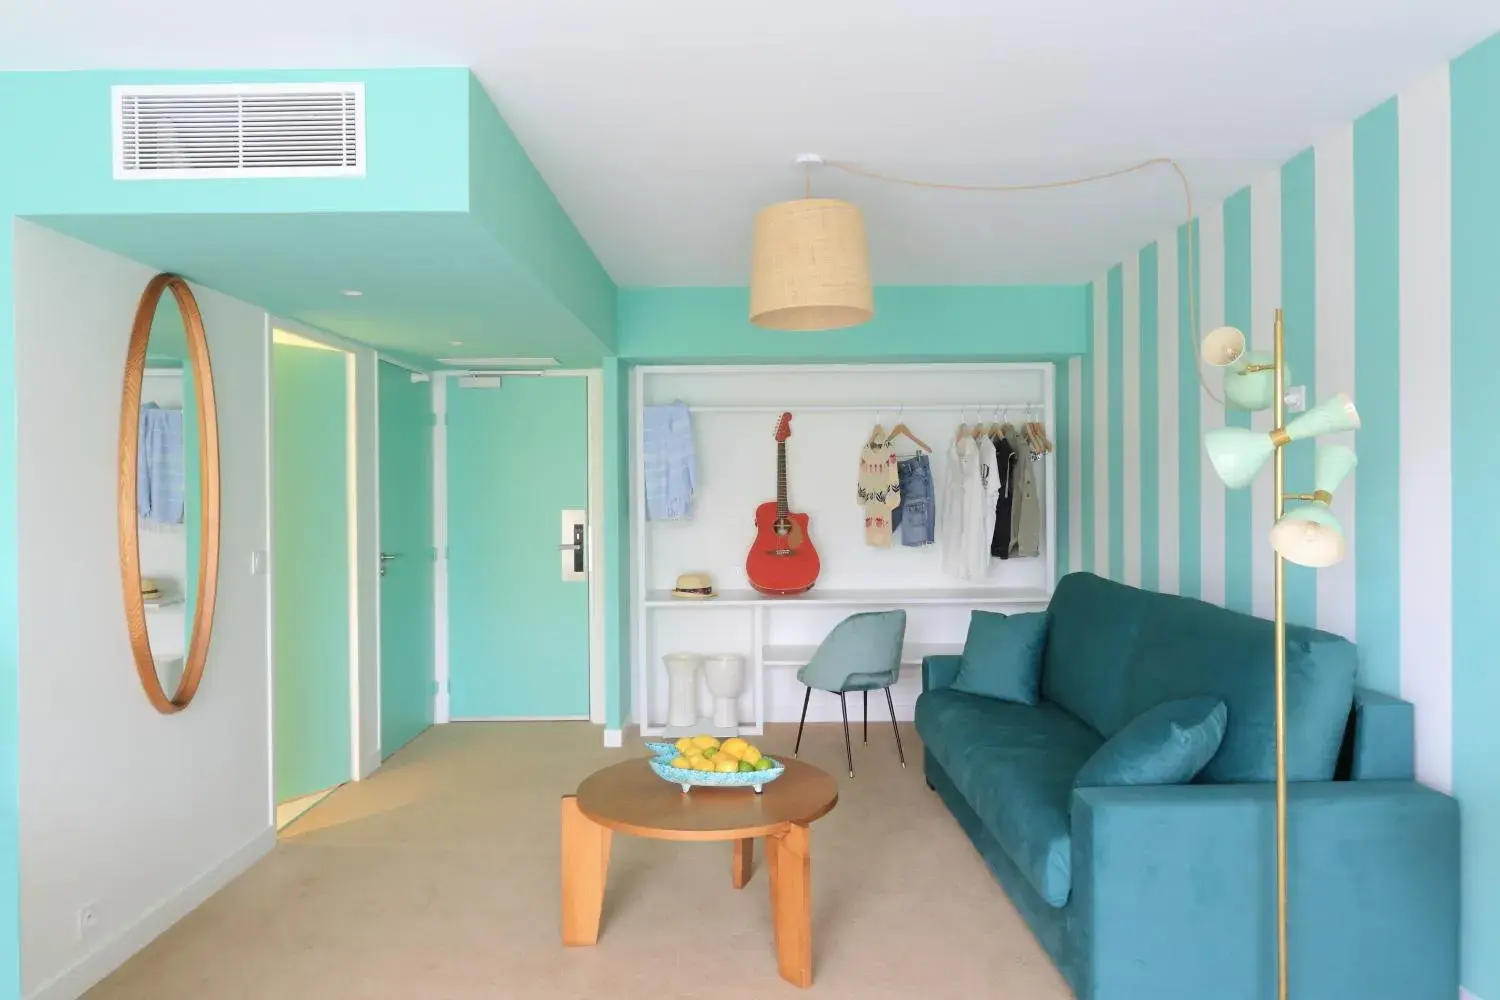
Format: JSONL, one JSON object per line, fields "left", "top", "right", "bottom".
{"left": 138, "top": 403, "right": 185, "bottom": 525}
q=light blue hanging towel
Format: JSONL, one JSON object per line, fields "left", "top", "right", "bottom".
{"left": 643, "top": 401, "right": 697, "bottom": 520}
{"left": 138, "top": 403, "right": 185, "bottom": 525}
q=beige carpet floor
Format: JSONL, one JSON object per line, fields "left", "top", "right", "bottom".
{"left": 85, "top": 722, "right": 1073, "bottom": 999}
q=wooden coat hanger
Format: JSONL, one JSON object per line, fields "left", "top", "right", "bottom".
{"left": 886, "top": 421, "right": 931, "bottom": 453}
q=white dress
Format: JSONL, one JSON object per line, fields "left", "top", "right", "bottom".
{"left": 939, "top": 437, "right": 988, "bottom": 581}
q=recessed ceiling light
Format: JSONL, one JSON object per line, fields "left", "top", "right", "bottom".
{"left": 448, "top": 340, "right": 463, "bottom": 346}
{"left": 340, "top": 289, "right": 363, "bottom": 298}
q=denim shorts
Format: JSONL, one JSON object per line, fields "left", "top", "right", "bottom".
{"left": 893, "top": 455, "right": 934, "bottom": 546}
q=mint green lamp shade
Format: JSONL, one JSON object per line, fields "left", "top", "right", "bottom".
{"left": 1201, "top": 326, "right": 1287, "bottom": 411}
{"left": 1204, "top": 393, "right": 1361, "bottom": 489}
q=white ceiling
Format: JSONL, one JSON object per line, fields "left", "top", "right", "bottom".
{"left": 3, "top": 0, "right": 1497, "bottom": 286}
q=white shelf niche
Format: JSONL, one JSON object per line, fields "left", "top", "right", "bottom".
{"left": 631, "top": 362, "right": 1058, "bottom": 735}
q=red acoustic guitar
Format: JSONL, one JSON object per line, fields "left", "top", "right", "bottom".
{"left": 746, "top": 412, "right": 821, "bottom": 596}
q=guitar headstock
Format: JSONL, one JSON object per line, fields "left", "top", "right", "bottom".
{"left": 774, "top": 412, "right": 793, "bottom": 442}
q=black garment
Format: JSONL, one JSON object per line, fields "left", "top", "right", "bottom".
{"left": 990, "top": 436, "right": 1017, "bottom": 558}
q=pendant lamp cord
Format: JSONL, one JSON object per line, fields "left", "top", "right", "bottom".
{"left": 821, "top": 157, "right": 1223, "bottom": 405}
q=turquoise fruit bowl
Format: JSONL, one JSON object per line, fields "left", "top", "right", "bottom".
{"left": 642, "top": 742, "right": 785, "bottom": 794}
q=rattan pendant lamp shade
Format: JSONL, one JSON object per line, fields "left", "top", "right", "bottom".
{"left": 749, "top": 197, "right": 874, "bottom": 331}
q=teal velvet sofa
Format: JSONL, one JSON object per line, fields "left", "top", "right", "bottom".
{"left": 915, "top": 572, "right": 1459, "bottom": 1000}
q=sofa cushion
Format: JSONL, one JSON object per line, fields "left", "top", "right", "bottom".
{"left": 951, "top": 610, "right": 1049, "bottom": 704}
{"left": 915, "top": 689, "right": 1103, "bottom": 907}
{"left": 1121, "top": 591, "right": 1358, "bottom": 783}
{"left": 1074, "top": 696, "right": 1228, "bottom": 791}
{"left": 1042, "top": 573, "right": 1149, "bottom": 737}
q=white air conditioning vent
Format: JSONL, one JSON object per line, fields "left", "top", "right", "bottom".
{"left": 113, "top": 83, "right": 364, "bottom": 180}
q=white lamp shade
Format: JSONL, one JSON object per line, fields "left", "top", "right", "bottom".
{"left": 1202, "top": 326, "right": 1247, "bottom": 368}
{"left": 1271, "top": 504, "right": 1346, "bottom": 567}
{"left": 749, "top": 198, "right": 874, "bottom": 331}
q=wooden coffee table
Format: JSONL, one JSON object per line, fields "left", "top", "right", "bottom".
{"left": 561, "top": 757, "right": 838, "bottom": 987}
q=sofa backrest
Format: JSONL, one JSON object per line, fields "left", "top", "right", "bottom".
{"left": 1044, "top": 573, "right": 1359, "bottom": 783}
{"left": 1041, "top": 572, "right": 1149, "bottom": 737}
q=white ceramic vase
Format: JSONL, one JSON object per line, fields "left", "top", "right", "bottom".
{"left": 662, "top": 653, "right": 704, "bottom": 728}
{"left": 703, "top": 654, "right": 746, "bottom": 730}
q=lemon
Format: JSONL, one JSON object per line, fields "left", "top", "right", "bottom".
{"left": 715, "top": 758, "right": 739, "bottom": 773}
{"left": 674, "top": 737, "right": 696, "bottom": 754}
{"left": 691, "top": 735, "right": 721, "bottom": 750}
{"left": 741, "top": 745, "right": 763, "bottom": 765}
{"left": 670, "top": 756, "right": 692, "bottom": 769}
{"left": 721, "top": 737, "right": 748, "bottom": 759}
{"left": 691, "top": 756, "right": 716, "bottom": 772}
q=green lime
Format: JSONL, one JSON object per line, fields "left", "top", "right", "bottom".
{"left": 701, "top": 746, "right": 718, "bottom": 758}
{"left": 754, "top": 757, "right": 774, "bottom": 771}
{"left": 738, "top": 761, "right": 755, "bottom": 772}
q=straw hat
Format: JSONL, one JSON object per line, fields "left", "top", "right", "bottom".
{"left": 671, "top": 572, "right": 717, "bottom": 600}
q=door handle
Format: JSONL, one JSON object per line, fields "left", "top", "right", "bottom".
{"left": 379, "top": 552, "right": 399, "bottom": 578}
{"left": 559, "top": 513, "right": 586, "bottom": 579}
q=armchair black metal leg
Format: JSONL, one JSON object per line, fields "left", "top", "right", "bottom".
{"left": 839, "top": 693, "right": 854, "bottom": 778}
{"left": 793, "top": 687, "right": 811, "bottom": 758}
{"left": 885, "top": 686, "right": 906, "bottom": 768}
{"left": 863, "top": 690, "right": 868, "bottom": 744}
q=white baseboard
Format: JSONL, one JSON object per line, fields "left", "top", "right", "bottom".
{"left": 27, "top": 827, "right": 276, "bottom": 1000}
{"left": 603, "top": 728, "right": 623, "bottom": 748}
{"left": 448, "top": 715, "right": 590, "bottom": 722}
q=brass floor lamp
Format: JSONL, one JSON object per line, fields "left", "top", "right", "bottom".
{"left": 1200, "top": 309, "right": 1361, "bottom": 1000}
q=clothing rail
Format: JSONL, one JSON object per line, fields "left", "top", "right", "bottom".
{"left": 682, "top": 402, "right": 1045, "bottom": 414}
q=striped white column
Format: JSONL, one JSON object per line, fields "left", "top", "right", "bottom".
{"left": 1157, "top": 230, "right": 1181, "bottom": 594}
{"left": 1198, "top": 204, "right": 1228, "bottom": 606}
{"left": 1397, "top": 66, "right": 1454, "bottom": 793}
{"left": 1122, "top": 253, "right": 1142, "bottom": 587}
{"left": 1250, "top": 169, "right": 1282, "bottom": 620}
{"left": 1314, "top": 124, "right": 1358, "bottom": 640}
{"left": 1093, "top": 273, "right": 1110, "bottom": 576}
{"left": 1068, "top": 356, "right": 1084, "bottom": 573}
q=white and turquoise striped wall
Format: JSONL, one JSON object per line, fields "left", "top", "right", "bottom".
{"left": 1057, "top": 34, "right": 1499, "bottom": 1000}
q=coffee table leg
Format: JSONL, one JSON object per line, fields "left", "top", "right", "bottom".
{"left": 560, "top": 795, "right": 611, "bottom": 946}
{"left": 733, "top": 837, "right": 754, "bottom": 889}
{"left": 769, "top": 823, "right": 813, "bottom": 987}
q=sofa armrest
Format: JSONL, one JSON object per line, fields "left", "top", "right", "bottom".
{"left": 1071, "top": 781, "right": 1458, "bottom": 1000}
{"left": 922, "top": 654, "right": 962, "bottom": 692}
{"left": 1350, "top": 686, "right": 1415, "bottom": 780}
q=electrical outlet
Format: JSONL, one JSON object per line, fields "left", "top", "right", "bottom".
{"left": 1284, "top": 385, "right": 1307, "bottom": 412}
{"left": 76, "top": 902, "right": 98, "bottom": 942}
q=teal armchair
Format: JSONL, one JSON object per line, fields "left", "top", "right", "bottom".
{"left": 794, "top": 610, "right": 907, "bottom": 777}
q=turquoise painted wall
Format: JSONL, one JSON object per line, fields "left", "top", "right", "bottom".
{"left": 616, "top": 284, "right": 1090, "bottom": 360}
{"left": 5, "top": 69, "right": 470, "bottom": 216}
{"left": 272, "top": 342, "right": 353, "bottom": 802}
{"left": 1451, "top": 32, "right": 1500, "bottom": 1000}
{"left": 1067, "top": 32, "right": 1500, "bottom": 996}
{"left": 466, "top": 75, "right": 617, "bottom": 349}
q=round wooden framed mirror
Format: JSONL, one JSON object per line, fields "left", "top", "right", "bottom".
{"left": 118, "top": 274, "right": 222, "bottom": 714}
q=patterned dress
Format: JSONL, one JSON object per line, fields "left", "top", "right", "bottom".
{"left": 857, "top": 438, "right": 902, "bottom": 547}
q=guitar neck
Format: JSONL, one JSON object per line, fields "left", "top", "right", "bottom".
{"left": 776, "top": 440, "right": 788, "bottom": 516}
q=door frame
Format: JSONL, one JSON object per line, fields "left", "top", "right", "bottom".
{"left": 432, "top": 368, "right": 605, "bottom": 726}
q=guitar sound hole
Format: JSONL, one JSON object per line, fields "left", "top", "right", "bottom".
{"left": 774, "top": 519, "right": 791, "bottom": 536}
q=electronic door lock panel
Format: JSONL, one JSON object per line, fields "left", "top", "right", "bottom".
{"left": 560, "top": 509, "right": 587, "bottom": 581}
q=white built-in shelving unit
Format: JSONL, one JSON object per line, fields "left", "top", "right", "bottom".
{"left": 630, "top": 363, "right": 1057, "bottom": 737}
